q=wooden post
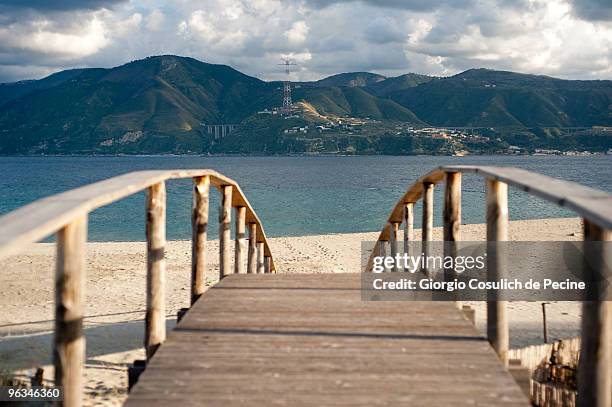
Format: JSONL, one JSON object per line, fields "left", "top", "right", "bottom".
{"left": 264, "top": 256, "right": 271, "bottom": 274}
{"left": 389, "top": 222, "right": 400, "bottom": 272}
{"left": 247, "top": 223, "right": 257, "bottom": 274}
{"left": 234, "top": 206, "right": 247, "bottom": 274}
{"left": 422, "top": 182, "right": 434, "bottom": 241}
{"left": 403, "top": 202, "right": 414, "bottom": 256}
{"left": 542, "top": 302, "right": 549, "bottom": 343}
{"left": 191, "top": 176, "right": 209, "bottom": 305}
{"left": 146, "top": 182, "right": 166, "bottom": 360}
{"left": 485, "top": 179, "right": 509, "bottom": 366}
{"left": 55, "top": 215, "right": 87, "bottom": 407}
{"left": 444, "top": 172, "right": 461, "bottom": 306}
{"left": 422, "top": 182, "right": 434, "bottom": 275}
{"left": 367, "top": 241, "right": 379, "bottom": 272}
{"left": 219, "top": 185, "right": 232, "bottom": 279}
{"left": 577, "top": 220, "right": 611, "bottom": 407}
{"left": 380, "top": 239, "right": 390, "bottom": 272}
{"left": 443, "top": 172, "right": 461, "bottom": 243}
{"left": 257, "top": 242, "right": 265, "bottom": 273}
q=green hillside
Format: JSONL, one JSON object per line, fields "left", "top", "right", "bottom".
{"left": 293, "top": 86, "right": 422, "bottom": 122}
{"left": 0, "top": 57, "right": 610, "bottom": 154}
{"left": 0, "top": 57, "right": 424, "bottom": 154}
{"left": 389, "top": 69, "right": 612, "bottom": 127}
{"left": 0, "top": 56, "right": 279, "bottom": 154}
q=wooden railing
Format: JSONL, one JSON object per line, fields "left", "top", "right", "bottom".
{"left": 364, "top": 165, "right": 611, "bottom": 407}
{"left": 0, "top": 169, "right": 276, "bottom": 407}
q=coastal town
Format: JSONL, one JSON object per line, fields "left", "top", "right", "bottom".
{"left": 232, "top": 104, "right": 612, "bottom": 156}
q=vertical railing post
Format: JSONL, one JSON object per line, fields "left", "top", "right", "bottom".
{"left": 577, "top": 220, "right": 611, "bottom": 407}
{"left": 443, "top": 172, "right": 461, "bottom": 243}
{"left": 55, "top": 215, "right": 87, "bottom": 407}
{"left": 389, "top": 222, "right": 400, "bottom": 272}
{"left": 247, "top": 223, "right": 257, "bottom": 274}
{"left": 191, "top": 176, "right": 209, "bottom": 305}
{"left": 485, "top": 179, "right": 509, "bottom": 366}
{"left": 234, "top": 206, "right": 247, "bottom": 274}
{"left": 219, "top": 185, "right": 232, "bottom": 279}
{"left": 379, "top": 239, "right": 390, "bottom": 272}
{"left": 403, "top": 202, "right": 414, "bottom": 256}
{"left": 422, "top": 182, "right": 434, "bottom": 274}
{"left": 264, "top": 256, "right": 271, "bottom": 274}
{"left": 146, "top": 182, "right": 166, "bottom": 360}
{"left": 257, "top": 242, "right": 265, "bottom": 273}
{"left": 444, "top": 172, "right": 461, "bottom": 305}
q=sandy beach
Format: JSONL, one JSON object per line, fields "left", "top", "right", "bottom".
{"left": 0, "top": 217, "right": 584, "bottom": 406}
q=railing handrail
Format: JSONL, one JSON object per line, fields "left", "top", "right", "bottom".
{"left": 0, "top": 168, "right": 277, "bottom": 406}
{"left": 370, "top": 165, "right": 612, "bottom": 244}
{"left": 364, "top": 164, "right": 611, "bottom": 407}
{"left": 0, "top": 169, "right": 274, "bottom": 268}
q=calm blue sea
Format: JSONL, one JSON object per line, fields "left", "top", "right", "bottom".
{"left": 0, "top": 155, "right": 610, "bottom": 241}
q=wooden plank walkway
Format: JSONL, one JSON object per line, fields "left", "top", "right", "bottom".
{"left": 126, "top": 274, "right": 530, "bottom": 406}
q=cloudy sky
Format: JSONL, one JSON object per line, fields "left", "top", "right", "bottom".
{"left": 0, "top": 0, "right": 610, "bottom": 83}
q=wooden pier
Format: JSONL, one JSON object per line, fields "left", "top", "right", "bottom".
{"left": 126, "top": 273, "right": 528, "bottom": 406}
{"left": 0, "top": 166, "right": 610, "bottom": 407}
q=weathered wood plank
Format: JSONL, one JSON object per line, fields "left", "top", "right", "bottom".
{"left": 443, "top": 172, "right": 461, "bottom": 243}
{"left": 247, "top": 223, "right": 257, "bottom": 274}
{"left": 264, "top": 256, "right": 271, "bottom": 274}
{"left": 366, "top": 165, "right": 612, "bottom": 273}
{"left": 234, "top": 206, "right": 247, "bottom": 274}
{"left": 389, "top": 222, "right": 400, "bottom": 272}
{"left": 191, "top": 176, "right": 209, "bottom": 304}
{"left": 486, "top": 179, "right": 509, "bottom": 366}
{"left": 403, "top": 202, "right": 414, "bottom": 256}
{"left": 126, "top": 274, "right": 529, "bottom": 407}
{"left": 422, "top": 182, "right": 434, "bottom": 275}
{"left": 55, "top": 215, "right": 87, "bottom": 407}
{"left": 219, "top": 185, "right": 233, "bottom": 279}
{"left": 146, "top": 182, "right": 166, "bottom": 359}
{"left": 0, "top": 169, "right": 276, "bottom": 272}
{"left": 441, "top": 165, "right": 612, "bottom": 230}
{"left": 444, "top": 171, "right": 462, "bottom": 306}
{"left": 257, "top": 242, "right": 265, "bottom": 274}
{"left": 422, "top": 182, "right": 434, "bottom": 242}
{"left": 577, "top": 220, "right": 611, "bottom": 407}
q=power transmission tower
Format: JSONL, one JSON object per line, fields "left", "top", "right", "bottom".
{"left": 278, "top": 59, "right": 297, "bottom": 115}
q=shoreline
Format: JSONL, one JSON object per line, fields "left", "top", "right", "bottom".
{"left": 0, "top": 217, "right": 584, "bottom": 406}
{"left": 1, "top": 215, "right": 587, "bottom": 244}
{"left": 1, "top": 152, "right": 610, "bottom": 158}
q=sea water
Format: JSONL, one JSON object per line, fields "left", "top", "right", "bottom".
{"left": 0, "top": 155, "right": 610, "bottom": 241}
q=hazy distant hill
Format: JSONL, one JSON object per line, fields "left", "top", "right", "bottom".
{"left": 0, "top": 69, "right": 85, "bottom": 106}
{"left": 0, "top": 56, "right": 610, "bottom": 154}
{"left": 365, "top": 73, "right": 434, "bottom": 96}
{"left": 388, "top": 69, "right": 612, "bottom": 127}
{"left": 313, "top": 72, "right": 386, "bottom": 87}
{"left": 309, "top": 71, "right": 434, "bottom": 96}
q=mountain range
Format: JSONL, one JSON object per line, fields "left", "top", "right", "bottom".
{"left": 0, "top": 55, "right": 610, "bottom": 154}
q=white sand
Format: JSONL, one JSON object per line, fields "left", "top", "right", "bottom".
{"left": 0, "top": 217, "right": 584, "bottom": 406}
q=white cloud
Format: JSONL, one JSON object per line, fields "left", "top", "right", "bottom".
{"left": 186, "top": 10, "right": 217, "bottom": 40}
{"left": 399, "top": 0, "right": 612, "bottom": 78}
{"left": 146, "top": 9, "right": 165, "bottom": 31}
{"left": 285, "top": 20, "right": 309, "bottom": 45}
{"left": 0, "top": 0, "right": 611, "bottom": 82}
{"left": 113, "top": 12, "right": 142, "bottom": 36}
{"left": 0, "top": 15, "right": 109, "bottom": 59}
